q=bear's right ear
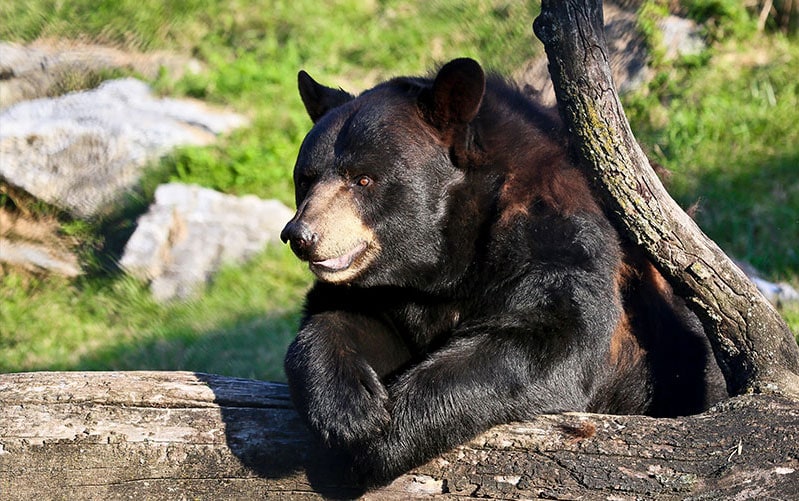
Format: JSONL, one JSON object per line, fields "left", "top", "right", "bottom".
{"left": 298, "top": 71, "right": 354, "bottom": 123}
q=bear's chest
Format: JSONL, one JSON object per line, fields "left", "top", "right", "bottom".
{"left": 386, "top": 299, "right": 464, "bottom": 353}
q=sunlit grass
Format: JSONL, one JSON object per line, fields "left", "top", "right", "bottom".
{"left": 0, "top": 0, "right": 796, "bottom": 376}
{"left": 625, "top": 34, "right": 799, "bottom": 280}
{"left": 624, "top": 32, "right": 799, "bottom": 339}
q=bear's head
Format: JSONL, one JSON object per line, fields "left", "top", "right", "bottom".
{"left": 281, "top": 58, "right": 488, "bottom": 287}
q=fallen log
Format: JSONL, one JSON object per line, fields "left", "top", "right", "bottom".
{"left": 1, "top": 371, "right": 797, "bottom": 499}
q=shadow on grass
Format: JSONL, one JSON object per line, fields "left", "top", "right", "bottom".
{"left": 72, "top": 309, "right": 300, "bottom": 381}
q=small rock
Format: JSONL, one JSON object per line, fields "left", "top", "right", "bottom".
{"left": 658, "top": 15, "right": 705, "bottom": 60}
{"left": 751, "top": 277, "right": 799, "bottom": 308}
{"left": 735, "top": 260, "right": 799, "bottom": 308}
{"left": 0, "top": 78, "right": 247, "bottom": 218}
{"left": 0, "top": 238, "right": 81, "bottom": 277}
{"left": 120, "top": 183, "right": 293, "bottom": 302}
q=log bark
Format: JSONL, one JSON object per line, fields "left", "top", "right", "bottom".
{"left": 1, "top": 371, "right": 798, "bottom": 500}
{"left": 533, "top": 0, "right": 799, "bottom": 397}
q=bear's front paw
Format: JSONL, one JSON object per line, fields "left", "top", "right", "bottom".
{"left": 305, "top": 358, "right": 390, "bottom": 449}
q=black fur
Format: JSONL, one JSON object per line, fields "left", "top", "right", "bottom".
{"left": 282, "top": 58, "right": 727, "bottom": 486}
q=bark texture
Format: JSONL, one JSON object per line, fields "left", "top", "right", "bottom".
{"left": 1, "top": 371, "right": 798, "bottom": 500}
{"left": 533, "top": 0, "right": 799, "bottom": 397}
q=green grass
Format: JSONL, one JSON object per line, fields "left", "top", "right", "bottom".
{"left": 0, "top": 245, "right": 308, "bottom": 380}
{"left": 147, "top": 0, "right": 543, "bottom": 204}
{"left": 623, "top": 32, "right": 799, "bottom": 333}
{"left": 0, "top": 0, "right": 796, "bottom": 378}
{"left": 0, "top": 0, "right": 544, "bottom": 378}
{"left": 627, "top": 33, "right": 799, "bottom": 334}
{"left": 0, "top": 0, "right": 210, "bottom": 49}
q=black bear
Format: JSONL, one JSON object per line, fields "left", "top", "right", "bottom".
{"left": 280, "top": 58, "right": 727, "bottom": 485}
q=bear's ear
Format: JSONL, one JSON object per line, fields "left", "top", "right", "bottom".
{"left": 421, "top": 58, "right": 485, "bottom": 130}
{"left": 298, "top": 70, "right": 354, "bottom": 123}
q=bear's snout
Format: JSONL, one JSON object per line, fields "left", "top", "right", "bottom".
{"left": 281, "top": 219, "right": 318, "bottom": 260}
{"left": 281, "top": 179, "right": 381, "bottom": 283}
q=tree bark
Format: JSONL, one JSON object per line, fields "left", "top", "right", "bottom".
{"left": 533, "top": 0, "right": 799, "bottom": 397}
{"left": 1, "top": 371, "right": 797, "bottom": 500}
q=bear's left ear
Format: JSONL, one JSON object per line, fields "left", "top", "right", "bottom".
{"left": 298, "top": 70, "right": 354, "bottom": 123}
{"left": 420, "top": 58, "right": 485, "bottom": 131}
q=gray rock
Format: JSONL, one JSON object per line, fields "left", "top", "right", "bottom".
{"left": 751, "top": 277, "right": 799, "bottom": 308}
{"left": 0, "top": 41, "right": 203, "bottom": 108}
{"left": 120, "top": 183, "right": 293, "bottom": 302}
{"left": 734, "top": 260, "right": 799, "bottom": 308}
{"left": 658, "top": 15, "right": 705, "bottom": 60}
{"left": 0, "top": 78, "right": 246, "bottom": 218}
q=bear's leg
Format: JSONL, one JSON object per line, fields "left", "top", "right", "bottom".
{"left": 357, "top": 322, "right": 606, "bottom": 484}
{"left": 284, "top": 311, "right": 412, "bottom": 449}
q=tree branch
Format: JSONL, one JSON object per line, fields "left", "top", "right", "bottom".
{"left": 533, "top": 0, "right": 799, "bottom": 396}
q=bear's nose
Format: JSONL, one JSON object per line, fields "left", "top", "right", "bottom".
{"left": 280, "top": 219, "right": 318, "bottom": 259}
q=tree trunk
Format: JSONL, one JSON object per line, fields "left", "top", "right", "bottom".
{"left": 533, "top": 0, "right": 799, "bottom": 397}
{"left": 1, "top": 371, "right": 797, "bottom": 500}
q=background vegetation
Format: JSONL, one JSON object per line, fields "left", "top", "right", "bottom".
{"left": 1, "top": 0, "right": 797, "bottom": 381}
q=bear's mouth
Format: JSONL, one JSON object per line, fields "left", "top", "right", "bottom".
{"left": 310, "top": 241, "right": 369, "bottom": 273}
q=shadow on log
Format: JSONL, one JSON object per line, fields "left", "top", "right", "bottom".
{"left": 1, "top": 371, "right": 798, "bottom": 499}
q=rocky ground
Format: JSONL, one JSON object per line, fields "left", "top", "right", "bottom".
{"left": 0, "top": 41, "right": 292, "bottom": 301}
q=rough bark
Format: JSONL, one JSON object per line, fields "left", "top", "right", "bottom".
{"left": 533, "top": 0, "right": 799, "bottom": 397}
{"left": 1, "top": 371, "right": 797, "bottom": 500}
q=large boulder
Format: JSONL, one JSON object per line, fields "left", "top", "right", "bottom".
{"left": 0, "top": 77, "right": 246, "bottom": 218}
{"left": 120, "top": 183, "right": 294, "bottom": 302}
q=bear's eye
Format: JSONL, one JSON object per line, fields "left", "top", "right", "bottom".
{"left": 355, "top": 175, "right": 372, "bottom": 187}
{"left": 296, "top": 174, "right": 312, "bottom": 191}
